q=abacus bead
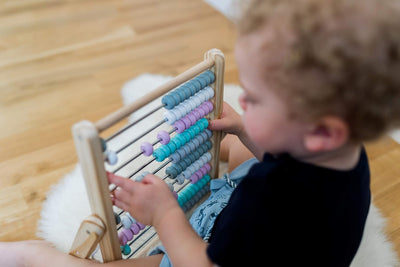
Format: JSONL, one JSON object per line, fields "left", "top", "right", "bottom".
{"left": 180, "top": 85, "right": 192, "bottom": 98}
{"left": 205, "top": 140, "right": 212, "bottom": 150}
{"left": 182, "top": 117, "right": 191, "bottom": 128}
{"left": 165, "top": 140, "right": 176, "bottom": 151}
{"left": 166, "top": 166, "right": 179, "bottom": 178}
{"left": 122, "top": 228, "right": 133, "bottom": 241}
{"left": 100, "top": 138, "right": 107, "bottom": 152}
{"left": 122, "top": 216, "right": 133, "bottom": 229}
{"left": 140, "top": 142, "right": 153, "bottom": 156}
{"left": 135, "top": 171, "right": 150, "bottom": 182}
{"left": 118, "top": 232, "right": 128, "bottom": 246}
{"left": 176, "top": 175, "right": 185, "bottom": 185}
{"left": 114, "top": 212, "right": 121, "bottom": 225}
{"left": 153, "top": 149, "right": 166, "bottom": 162}
{"left": 176, "top": 88, "right": 187, "bottom": 102}
{"left": 188, "top": 113, "right": 197, "bottom": 125}
{"left": 162, "top": 94, "right": 176, "bottom": 109}
{"left": 137, "top": 223, "right": 146, "bottom": 230}
{"left": 157, "top": 130, "right": 170, "bottom": 145}
{"left": 107, "top": 151, "right": 118, "bottom": 165}
{"left": 174, "top": 120, "right": 186, "bottom": 133}
{"left": 204, "top": 70, "right": 215, "bottom": 83}
{"left": 130, "top": 223, "right": 140, "bottom": 235}
{"left": 173, "top": 191, "right": 178, "bottom": 199}
{"left": 164, "top": 111, "right": 177, "bottom": 125}
{"left": 192, "top": 79, "right": 202, "bottom": 92}
{"left": 171, "top": 92, "right": 182, "bottom": 105}
{"left": 205, "top": 101, "right": 214, "bottom": 111}
{"left": 126, "top": 212, "right": 137, "bottom": 224}
{"left": 170, "top": 152, "right": 180, "bottom": 163}
{"left": 186, "top": 82, "right": 197, "bottom": 95}
{"left": 122, "top": 244, "right": 131, "bottom": 256}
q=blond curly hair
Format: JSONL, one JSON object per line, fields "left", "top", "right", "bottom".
{"left": 237, "top": 0, "right": 400, "bottom": 142}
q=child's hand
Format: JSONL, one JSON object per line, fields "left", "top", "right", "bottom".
{"left": 107, "top": 172, "right": 179, "bottom": 227}
{"left": 208, "top": 102, "right": 244, "bottom": 137}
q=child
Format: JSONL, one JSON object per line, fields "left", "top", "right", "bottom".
{"left": 1, "top": 0, "right": 400, "bottom": 266}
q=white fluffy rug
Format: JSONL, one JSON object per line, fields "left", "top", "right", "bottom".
{"left": 37, "top": 74, "right": 399, "bottom": 266}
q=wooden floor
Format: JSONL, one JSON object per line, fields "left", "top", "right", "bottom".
{"left": 0, "top": 0, "right": 399, "bottom": 261}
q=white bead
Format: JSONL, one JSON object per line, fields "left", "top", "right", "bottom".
{"left": 164, "top": 111, "right": 177, "bottom": 125}
{"left": 121, "top": 215, "right": 132, "bottom": 229}
{"left": 106, "top": 150, "right": 118, "bottom": 165}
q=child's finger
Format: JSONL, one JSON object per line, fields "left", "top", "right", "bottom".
{"left": 107, "top": 172, "right": 135, "bottom": 191}
{"left": 113, "top": 188, "right": 132, "bottom": 204}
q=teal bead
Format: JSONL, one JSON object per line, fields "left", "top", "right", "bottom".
{"left": 100, "top": 138, "right": 107, "bottom": 152}
{"left": 122, "top": 244, "right": 131, "bottom": 255}
{"left": 181, "top": 131, "right": 191, "bottom": 143}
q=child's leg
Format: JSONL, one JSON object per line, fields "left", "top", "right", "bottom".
{"left": 220, "top": 134, "right": 254, "bottom": 173}
{"left": 0, "top": 240, "right": 163, "bottom": 267}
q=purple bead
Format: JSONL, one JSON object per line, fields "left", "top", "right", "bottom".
{"left": 192, "top": 109, "right": 202, "bottom": 120}
{"left": 204, "top": 163, "right": 211, "bottom": 172}
{"left": 122, "top": 228, "right": 133, "bottom": 241}
{"left": 174, "top": 120, "right": 186, "bottom": 133}
{"left": 205, "top": 101, "right": 214, "bottom": 112}
{"left": 182, "top": 116, "right": 191, "bottom": 128}
{"left": 130, "top": 223, "right": 140, "bottom": 235}
{"left": 157, "top": 130, "right": 170, "bottom": 145}
{"left": 140, "top": 142, "right": 153, "bottom": 156}
{"left": 188, "top": 113, "right": 197, "bottom": 125}
{"left": 137, "top": 223, "right": 146, "bottom": 230}
{"left": 118, "top": 232, "right": 128, "bottom": 245}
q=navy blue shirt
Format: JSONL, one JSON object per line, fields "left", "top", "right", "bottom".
{"left": 207, "top": 149, "right": 371, "bottom": 266}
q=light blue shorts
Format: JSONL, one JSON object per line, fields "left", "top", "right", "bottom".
{"left": 148, "top": 158, "right": 259, "bottom": 267}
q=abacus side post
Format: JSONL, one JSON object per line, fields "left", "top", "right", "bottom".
{"left": 72, "top": 121, "right": 122, "bottom": 262}
{"left": 205, "top": 49, "right": 225, "bottom": 179}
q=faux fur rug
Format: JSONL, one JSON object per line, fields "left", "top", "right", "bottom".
{"left": 37, "top": 74, "right": 399, "bottom": 266}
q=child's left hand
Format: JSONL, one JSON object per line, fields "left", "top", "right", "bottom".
{"left": 107, "top": 172, "right": 179, "bottom": 227}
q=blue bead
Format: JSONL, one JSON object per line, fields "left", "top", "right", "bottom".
{"left": 180, "top": 85, "right": 192, "bottom": 98}
{"left": 192, "top": 79, "right": 202, "bottom": 92}
{"left": 162, "top": 94, "right": 176, "bottom": 109}
{"left": 176, "top": 88, "right": 187, "bottom": 102}
{"left": 204, "top": 70, "right": 215, "bottom": 84}
{"left": 170, "top": 92, "right": 181, "bottom": 105}
{"left": 196, "top": 76, "right": 207, "bottom": 88}
{"left": 186, "top": 82, "right": 197, "bottom": 95}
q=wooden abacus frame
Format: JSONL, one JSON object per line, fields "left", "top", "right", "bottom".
{"left": 69, "top": 49, "right": 225, "bottom": 262}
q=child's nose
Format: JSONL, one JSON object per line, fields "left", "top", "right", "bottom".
{"left": 239, "top": 93, "right": 247, "bottom": 111}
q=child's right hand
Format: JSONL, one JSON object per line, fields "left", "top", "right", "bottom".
{"left": 208, "top": 102, "right": 244, "bottom": 137}
{"left": 107, "top": 172, "right": 180, "bottom": 228}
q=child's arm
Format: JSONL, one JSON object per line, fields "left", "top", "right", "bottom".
{"left": 208, "top": 102, "right": 264, "bottom": 160}
{"left": 108, "top": 173, "right": 214, "bottom": 267}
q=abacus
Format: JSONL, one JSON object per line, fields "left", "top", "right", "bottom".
{"left": 68, "top": 49, "right": 224, "bottom": 262}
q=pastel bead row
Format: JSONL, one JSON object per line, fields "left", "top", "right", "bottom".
{"left": 164, "top": 87, "right": 214, "bottom": 125}
{"left": 161, "top": 70, "right": 215, "bottom": 110}
{"left": 181, "top": 185, "right": 210, "bottom": 213}
{"left": 169, "top": 130, "right": 212, "bottom": 163}
{"left": 165, "top": 141, "right": 212, "bottom": 178}
{"left": 177, "top": 174, "right": 211, "bottom": 207}
{"left": 174, "top": 153, "right": 212, "bottom": 184}
{"left": 152, "top": 118, "right": 209, "bottom": 162}
{"left": 118, "top": 220, "right": 146, "bottom": 246}
{"left": 173, "top": 101, "right": 214, "bottom": 133}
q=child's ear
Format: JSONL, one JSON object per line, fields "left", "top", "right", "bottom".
{"left": 304, "top": 116, "right": 349, "bottom": 152}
